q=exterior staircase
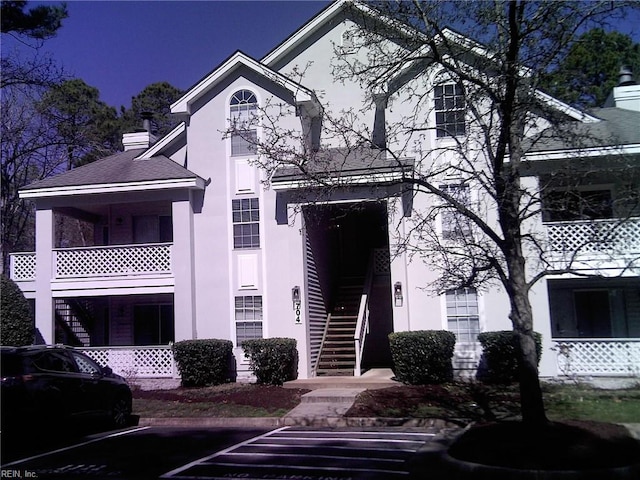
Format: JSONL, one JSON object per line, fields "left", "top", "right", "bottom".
{"left": 316, "top": 276, "right": 364, "bottom": 376}
{"left": 54, "top": 299, "right": 93, "bottom": 346}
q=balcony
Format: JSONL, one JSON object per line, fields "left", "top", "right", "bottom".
{"left": 10, "top": 243, "right": 173, "bottom": 283}
{"left": 545, "top": 217, "right": 640, "bottom": 257}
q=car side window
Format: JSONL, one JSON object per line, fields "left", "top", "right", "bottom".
{"left": 71, "top": 352, "right": 102, "bottom": 375}
{"left": 33, "top": 351, "right": 77, "bottom": 373}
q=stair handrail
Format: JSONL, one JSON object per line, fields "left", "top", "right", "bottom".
{"left": 353, "top": 252, "right": 375, "bottom": 376}
{"left": 313, "top": 312, "right": 332, "bottom": 375}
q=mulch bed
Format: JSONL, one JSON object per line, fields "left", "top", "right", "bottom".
{"left": 133, "top": 383, "right": 309, "bottom": 411}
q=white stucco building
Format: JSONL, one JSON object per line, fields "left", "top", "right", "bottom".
{"left": 11, "top": 0, "right": 640, "bottom": 382}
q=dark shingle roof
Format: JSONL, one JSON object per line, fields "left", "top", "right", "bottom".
{"left": 22, "top": 149, "right": 202, "bottom": 191}
{"left": 527, "top": 107, "right": 640, "bottom": 153}
{"left": 272, "top": 147, "right": 414, "bottom": 183}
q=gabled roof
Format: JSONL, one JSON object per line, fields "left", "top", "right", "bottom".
{"left": 170, "top": 51, "right": 319, "bottom": 115}
{"left": 20, "top": 149, "right": 205, "bottom": 199}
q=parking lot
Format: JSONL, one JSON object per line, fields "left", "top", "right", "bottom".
{"left": 1, "top": 426, "right": 434, "bottom": 479}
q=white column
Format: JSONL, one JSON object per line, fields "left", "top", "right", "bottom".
{"left": 34, "top": 207, "right": 54, "bottom": 344}
{"left": 172, "top": 193, "right": 197, "bottom": 341}
{"left": 388, "top": 198, "right": 410, "bottom": 332}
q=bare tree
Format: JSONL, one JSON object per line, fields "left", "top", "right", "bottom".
{"left": 226, "top": 1, "right": 639, "bottom": 425}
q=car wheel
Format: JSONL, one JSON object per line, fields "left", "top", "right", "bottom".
{"left": 110, "top": 394, "right": 131, "bottom": 428}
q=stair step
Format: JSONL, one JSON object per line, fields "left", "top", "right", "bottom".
{"left": 318, "top": 360, "right": 355, "bottom": 368}
{"left": 316, "top": 369, "right": 355, "bottom": 376}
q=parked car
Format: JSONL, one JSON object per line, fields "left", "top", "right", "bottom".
{"left": 1, "top": 345, "right": 132, "bottom": 429}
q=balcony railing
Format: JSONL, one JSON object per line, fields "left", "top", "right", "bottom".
{"left": 10, "top": 243, "right": 173, "bottom": 281}
{"left": 545, "top": 217, "right": 640, "bottom": 255}
{"left": 79, "top": 345, "right": 176, "bottom": 378}
{"left": 10, "top": 252, "right": 36, "bottom": 281}
{"left": 553, "top": 339, "right": 640, "bottom": 377}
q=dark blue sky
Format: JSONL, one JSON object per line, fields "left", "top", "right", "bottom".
{"left": 20, "top": 1, "right": 332, "bottom": 109}
{"left": 7, "top": 1, "right": 640, "bottom": 110}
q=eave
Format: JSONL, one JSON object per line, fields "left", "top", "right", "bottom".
{"left": 20, "top": 177, "right": 206, "bottom": 199}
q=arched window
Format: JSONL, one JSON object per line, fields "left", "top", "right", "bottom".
{"left": 230, "top": 90, "right": 258, "bottom": 156}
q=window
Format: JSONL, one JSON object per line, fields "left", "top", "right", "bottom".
{"left": 133, "top": 304, "right": 174, "bottom": 345}
{"left": 446, "top": 288, "right": 480, "bottom": 342}
{"left": 232, "top": 198, "right": 260, "bottom": 249}
{"left": 230, "top": 90, "right": 258, "bottom": 156}
{"left": 434, "top": 83, "right": 466, "bottom": 137}
{"left": 133, "top": 215, "right": 172, "bottom": 243}
{"left": 574, "top": 290, "right": 612, "bottom": 337}
{"left": 543, "top": 189, "right": 613, "bottom": 222}
{"left": 235, "top": 296, "right": 263, "bottom": 344}
{"left": 441, "top": 183, "right": 472, "bottom": 240}
{"left": 71, "top": 352, "right": 102, "bottom": 375}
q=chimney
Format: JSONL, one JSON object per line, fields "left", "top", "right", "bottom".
{"left": 122, "top": 112, "right": 158, "bottom": 151}
{"left": 603, "top": 66, "right": 640, "bottom": 112}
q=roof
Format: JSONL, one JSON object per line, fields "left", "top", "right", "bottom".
{"left": 20, "top": 149, "right": 205, "bottom": 198}
{"left": 272, "top": 147, "right": 414, "bottom": 186}
{"left": 526, "top": 107, "right": 640, "bottom": 155}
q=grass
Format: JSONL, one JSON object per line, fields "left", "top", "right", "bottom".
{"left": 345, "top": 381, "right": 640, "bottom": 424}
{"left": 131, "top": 380, "right": 640, "bottom": 424}
{"left": 544, "top": 383, "right": 640, "bottom": 423}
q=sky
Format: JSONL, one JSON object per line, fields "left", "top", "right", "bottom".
{"left": 7, "top": 1, "right": 332, "bottom": 109}
{"left": 5, "top": 1, "right": 640, "bottom": 110}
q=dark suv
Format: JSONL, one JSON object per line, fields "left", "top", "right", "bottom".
{"left": 1, "top": 345, "right": 132, "bottom": 429}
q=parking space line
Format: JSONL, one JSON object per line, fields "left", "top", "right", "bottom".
{"left": 161, "top": 427, "right": 429, "bottom": 479}
{"left": 160, "top": 426, "right": 289, "bottom": 478}
{"left": 207, "top": 461, "right": 409, "bottom": 476}
{"left": 2, "top": 427, "right": 150, "bottom": 468}
{"left": 223, "top": 451, "right": 405, "bottom": 463}
{"left": 243, "top": 442, "right": 418, "bottom": 453}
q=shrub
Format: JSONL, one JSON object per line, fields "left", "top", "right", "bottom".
{"left": 172, "top": 339, "right": 233, "bottom": 387}
{"left": 476, "top": 330, "right": 542, "bottom": 384}
{"left": 389, "top": 330, "right": 456, "bottom": 385}
{"left": 1, "top": 275, "right": 34, "bottom": 346}
{"left": 242, "top": 338, "right": 298, "bottom": 386}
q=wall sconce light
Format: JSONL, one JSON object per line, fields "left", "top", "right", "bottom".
{"left": 115, "top": 217, "right": 123, "bottom": 226}
{"left": 394, "top": 282, "right": 403, "bottom": 307}
{"left": 292, "top": 286, "right": 301, "bottom": 309}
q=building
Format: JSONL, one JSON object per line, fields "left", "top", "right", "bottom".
{"left": 10, "top": 0, "right": 640, "bottom": 383}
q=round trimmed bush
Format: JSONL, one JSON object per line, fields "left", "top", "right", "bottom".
{"left": 389, "top": 330, "right": 456, "bottom": 384}
{"left": 476, "top": 330, "right": 542, "bottom": 384}
{"left": 1, "top": 275, "right": 33, "bottom": 346}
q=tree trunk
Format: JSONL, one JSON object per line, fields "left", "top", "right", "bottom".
{"left": 507, "top": 257, "right": 549, "bottom": 427}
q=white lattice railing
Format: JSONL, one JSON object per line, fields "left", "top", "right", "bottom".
{"left": 54, "top": 243, "right": 172, "bottom": 278}
{"left": 78, "top": 345, "right": 176, "bottom": 378}
{"left": 10, "top": 252, "right": 36, "bottom": 281}
{"left": 553, "top": 339, "right": 640, "bottom": 376}
{"left": 373, "top": 248, "right": 390, "bottom": 275}
{"left": 545, "top": 217, "right": 640, "bottom": 255}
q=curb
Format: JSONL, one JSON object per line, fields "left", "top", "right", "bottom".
{"left": 138, "top": 416, "right": 459, "bottom": 430}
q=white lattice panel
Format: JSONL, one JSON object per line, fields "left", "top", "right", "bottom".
{"left": 55, "top": 244, "right": 172, "bottom": 278}
{"left": 10, "top": 253, "right": 36, "bottom": 281}
{"left": 80, "top": 346, "right": 176, "bottom": 378}
{"left": 554, "top": 340, "right": 640, "bottom": 376}
{"left": 373, "top": 248, "right": 390, "bottom": 274}
{"left": 546, "top": 218, "right": 640, "bottom": 255}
